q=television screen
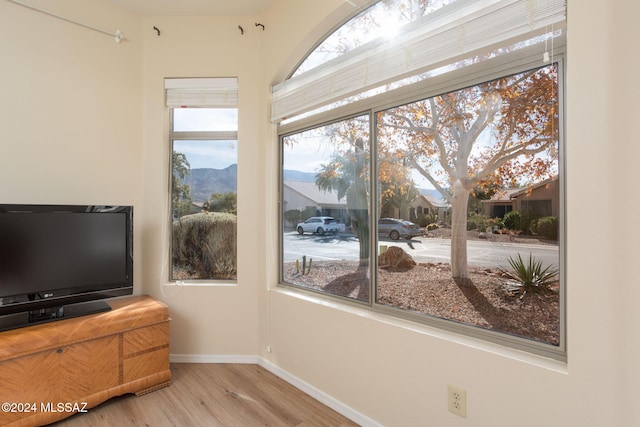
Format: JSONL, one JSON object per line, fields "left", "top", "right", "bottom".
{"left": 0, "top": 205, "right": 133, "bottom": 323}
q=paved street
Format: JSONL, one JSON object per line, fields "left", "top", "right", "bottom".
{"left": 283, "top": 231, "right": 559, "bottom": 270}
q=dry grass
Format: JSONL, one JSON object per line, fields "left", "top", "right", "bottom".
{"left": 172, "top": 213, "right": 237, "bottom": 280}
{"left": 283, "top": 260, "right": 559, "bottom": 346}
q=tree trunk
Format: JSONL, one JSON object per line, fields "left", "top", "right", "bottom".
{"left": 450, "top": 179, "right": 471, "bottom": 279}
{"left": 348, "top": 185, "right": 369, "bottom": 267}
{"left": 352, "top": 209, "right": 370, "bottom": 266}
{"left": 348, "top": 138, "right": 369, "bottom": 267}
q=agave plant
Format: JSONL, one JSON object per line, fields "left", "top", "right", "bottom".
{"left": 500, "top": 253, "right": 559, "bottom": 299}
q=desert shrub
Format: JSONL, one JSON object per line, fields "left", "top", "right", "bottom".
{"left": 284, "top": 209, "right": 303, "bottom": 226}
{"left": 503, "top": 210, "right": 542, "bottom": 233}
{"left": 173, "top": 212, "right": 237, "bottom": 280}
{"left": 520, "top": 211, "right": 542, "bottom": 234}
{"left": 500, "top": 253, "right": 559, "bottom": 300}
{"left": 502, "top": 210, "right": 522, "bottom": 231}
{"left": 416, "top": 213, "right": 438, "bottom": 227}
{"left": 486, "top": 217, "right": 503, "bottom": 233}
{"left": 467, "top": 214, "right": 489, "bottom": 231}
{"left": 532, "top": 216, "right": 559, "bottom": 240}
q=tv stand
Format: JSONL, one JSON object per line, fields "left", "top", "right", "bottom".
{"left": 0, "top": 300, "right": 112, "bottom": 332}
{"left": 0, "top": 295, "right": 170, "bottom": 426}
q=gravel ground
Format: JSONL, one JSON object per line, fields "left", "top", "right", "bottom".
{"left": 283, "top": 258, "right": 560, "bottom": 346}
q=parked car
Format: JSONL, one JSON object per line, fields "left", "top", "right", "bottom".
{"left": 378, "top": 218, "right": 421, "bottom": 240}
{"left": 296, "top": 216, "right": 345, "bottom": 235}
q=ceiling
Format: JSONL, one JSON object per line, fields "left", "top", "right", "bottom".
{"left": 105, "top": 0, "right": 277, "bottom": 16}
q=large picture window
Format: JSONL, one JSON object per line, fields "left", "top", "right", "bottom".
{"left": 374, "top": 64, "right": 560, "bottom": 345}
{"left": 167, "top": 78, "right": 238, "bottom": 282}
{"left": 277, "top": 0, "right": 566, "bottom": 360}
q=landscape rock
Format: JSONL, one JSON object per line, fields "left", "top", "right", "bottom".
{"left": 378, "top": 246, "right": 416, "bottom": 270}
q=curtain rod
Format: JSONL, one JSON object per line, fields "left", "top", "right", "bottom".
{"left": 5, "top": 0, "right": 124, "bottom": 43}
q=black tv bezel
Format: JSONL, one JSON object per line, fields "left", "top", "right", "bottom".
{"left": 0, "top": 204, "right": 133, "bottom": 323}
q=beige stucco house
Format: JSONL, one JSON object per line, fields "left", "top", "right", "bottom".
{"left": 483, "top": 177, "right": 560, "bottom": 219}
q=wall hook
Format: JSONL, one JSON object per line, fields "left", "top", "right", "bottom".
{"left": 153, "top": 26, "right": 161, "bottom": 36}
{"left": 238, "top": 25, "right": 244, "bottom": 35}
{"left": 255, "top": 22, "right": 265, "bottom": 31}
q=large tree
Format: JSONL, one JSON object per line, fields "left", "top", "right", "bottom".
{"left": 378, "top": 64, "right": 559, "bottom": 278}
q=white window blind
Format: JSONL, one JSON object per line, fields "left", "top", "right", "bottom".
{"left": 271, "top": 0, "right": 566, "bottom": 123}
{"left": 165, "top": 77, "right": 238, "bottom": 108}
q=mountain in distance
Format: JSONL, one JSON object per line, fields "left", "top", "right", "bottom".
{"left": 283, "top": 169, "right": 317, "bottom": 182}
{"left": 183, "top": 164, "right": 237, "bottom": 203}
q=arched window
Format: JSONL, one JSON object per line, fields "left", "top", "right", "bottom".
{"left": 292, "top": 0, "right": 455, "bottom": 78}
{"left": 278, "top": 0, "right": 566, "bottom": 361}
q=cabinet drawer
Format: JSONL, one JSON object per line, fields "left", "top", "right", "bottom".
{"left": 122, "top": 322, "right": 170, "bottom": 383}
{"left": 123, "top": 322, "right": 169, "bottom": 357}
{"left": 123, "top": 346, "right": 170, "bottom": 383}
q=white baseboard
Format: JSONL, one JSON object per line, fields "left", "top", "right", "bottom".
{"left": 170, "top": 353, "right": 259, "bottom": 364}
{"left": 257, "top": 358, "right": 382, "bottom": 427}
{"left": 169, "top": 354, "right": 382, "bottom": 427}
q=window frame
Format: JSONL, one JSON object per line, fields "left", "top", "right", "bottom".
{"left": 278, "top": 39, "right": 566, "bottom": 360}
{"left": 169, "top": 107, "right": 239, "bottom": 284}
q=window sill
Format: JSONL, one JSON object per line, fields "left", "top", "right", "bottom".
{"left": 271, "top": 285, "right": 567, "bottom": 373}
{"left": 164, "top": 280, "right": 238, "bottom": 288}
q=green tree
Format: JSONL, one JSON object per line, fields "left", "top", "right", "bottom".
{"left": 380, "top": 176, "right": 419, "bottom": 219}
{"left": 205, "top": 192, "right": 237, "bottom": 214}
{"left": 172, "top": 152, "right": 193, "bottom": 218}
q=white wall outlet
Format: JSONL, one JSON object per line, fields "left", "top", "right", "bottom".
{"left": 448, "top": 384, "right": 467, "bottom": 418}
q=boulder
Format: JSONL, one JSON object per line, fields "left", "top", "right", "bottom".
{"left": 378, "top": 246, "right": 416, "bottom": 270}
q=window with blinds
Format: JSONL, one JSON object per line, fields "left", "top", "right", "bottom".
{"left": 166, "top": 78, "right": 238, "bottom": 282}
{"left": 277, "top": 0, "right": 567, "bottom": 361}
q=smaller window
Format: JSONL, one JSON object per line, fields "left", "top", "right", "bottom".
{"left": 166, "top": 78, "right": 238, "bottom": 282}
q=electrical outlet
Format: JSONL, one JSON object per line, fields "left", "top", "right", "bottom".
{"left": 448, "top": 384, "right": 467, "bottom": 418}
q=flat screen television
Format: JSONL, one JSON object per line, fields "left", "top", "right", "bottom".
{"left": 0, "top": 204, "right": 133, "bottom": 331}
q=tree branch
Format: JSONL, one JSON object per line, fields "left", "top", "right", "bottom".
{"left": 409, "top": 158, "right": 452, "bottom": 203}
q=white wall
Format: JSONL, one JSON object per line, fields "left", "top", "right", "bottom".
{"left": 0, "top": 0, "right": 144, "bottom": 281}
{"left": 2, "top": 0, "right": 640, "bottom": 425}
{"left": 139, "top": 15, "right": 264, "bottom": 356}
{"left": 258, "top": 0, "right": 640, "bottom": 425}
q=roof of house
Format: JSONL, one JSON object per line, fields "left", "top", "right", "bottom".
{"left": 284, "top": 180, "right": 451, "bottom": 209}
{"left": 283, "top": 180, "right": 346, "bottom": 206}
{"left": 485, "top": 188, "right": 522, "bottom": 202}
{"left": 483, "top": 176, "right": 559, "bottom": 203}
{"left": 509, "top": 176, "right": 559, "bottom": 199}
{"left": 415, "top": 194, "right": 449, "bottom": 209}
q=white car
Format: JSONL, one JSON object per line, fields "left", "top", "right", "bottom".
{"left": 296, "top": 216, "right": 345, "bottom": 235}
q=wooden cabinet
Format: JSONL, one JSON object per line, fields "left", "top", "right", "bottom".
{"left": 0, "top": 296, "right": 171, "bottom": 427}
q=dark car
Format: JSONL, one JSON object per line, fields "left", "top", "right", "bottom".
{"left": 378, "top": 218, "right": 421, "bottom": 240}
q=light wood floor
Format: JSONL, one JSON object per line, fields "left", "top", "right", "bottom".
{"left": 48, "top": 363, "right": 360, "bottom": 427}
